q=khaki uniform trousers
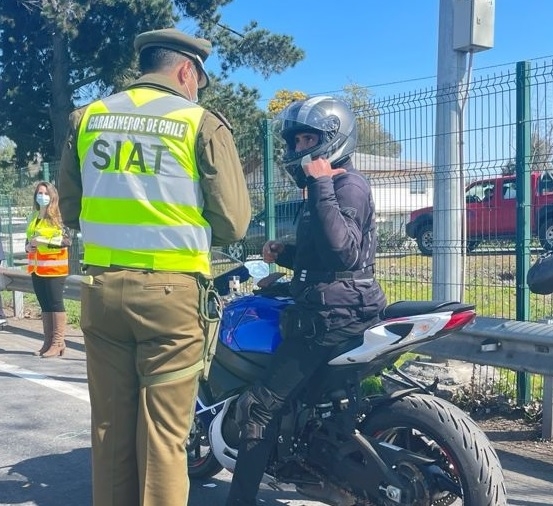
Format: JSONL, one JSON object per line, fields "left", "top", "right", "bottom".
{"left": 81, "top": 267, "right": 205, "bottom": 506}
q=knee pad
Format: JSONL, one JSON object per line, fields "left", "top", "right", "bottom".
{"left": 235, "top": 384, "right": 284, "bottom": 440}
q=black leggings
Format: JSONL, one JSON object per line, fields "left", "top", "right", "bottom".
{"left": 31, "top": 273, "right": 67, "bottom": 312}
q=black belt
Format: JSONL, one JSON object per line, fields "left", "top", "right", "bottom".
{"left": 297, "top": 265, "right": 375, "bottom": 284}
{"left": 84, "top": 264, "right": 198, "bottom": 276}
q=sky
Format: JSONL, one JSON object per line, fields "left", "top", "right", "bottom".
{"left": 179, "top": 0, "right": 553, "bottom": 107}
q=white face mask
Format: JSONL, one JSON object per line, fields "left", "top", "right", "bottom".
{"left": 184, "top": 80, "right": 198, "bottom": 103}
{"left": 36, "top": 194, "right": 50, "bottom": 207}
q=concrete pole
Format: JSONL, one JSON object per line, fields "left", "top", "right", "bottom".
{"left": 433, "top": 0, "right": 467, "bottom": 302}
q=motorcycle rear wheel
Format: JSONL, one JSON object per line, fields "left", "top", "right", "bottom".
{"left": 187, "top": 414, "right": 222, "bottom": 479}
{"left": 360, "top": 393, "right": 507, "bottom": 506}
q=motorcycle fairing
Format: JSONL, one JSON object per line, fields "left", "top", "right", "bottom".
{"left": 207, "top": 396, "right": 241, "bottom": 471}
{"left": 220, "top": 295, "right": 293, "bottom": 353}
{"left": 328, "top": 311, "right": 456, "bottom": 365}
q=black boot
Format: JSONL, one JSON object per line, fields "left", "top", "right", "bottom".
{"left": 225, "top": 436, "right": 274, "bottom": 506}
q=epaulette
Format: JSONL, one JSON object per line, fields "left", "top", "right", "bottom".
{"left": 212, "top": 110, "right": 233, "bottom": 132}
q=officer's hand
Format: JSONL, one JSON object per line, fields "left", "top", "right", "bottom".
{"left": 262, "top": 240, "right": 284, "bottom": 264}
{"left": 302, "top": 157, "right": 346, "bottom": 179}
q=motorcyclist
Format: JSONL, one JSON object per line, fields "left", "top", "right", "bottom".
{"left": 226, "top": 95, "right": 387, "bottom": 506}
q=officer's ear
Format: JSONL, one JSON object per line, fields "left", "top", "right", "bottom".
{"left": 176, "top": 59, "right": 195, "bottom": 85}
{"left": 175, "top": 61, "right": 187, "bottom": 85}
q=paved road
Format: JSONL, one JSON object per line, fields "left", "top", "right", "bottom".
{"left": 0, "top": 321, "right": 550, "bottom": 506}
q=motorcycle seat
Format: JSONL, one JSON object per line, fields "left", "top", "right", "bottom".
{"left": 381, "top": 300, "right": 467, "bottom": 319}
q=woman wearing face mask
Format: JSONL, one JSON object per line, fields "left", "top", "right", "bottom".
{"left": 26, "top": 181, "right": 71, "bottom": 358}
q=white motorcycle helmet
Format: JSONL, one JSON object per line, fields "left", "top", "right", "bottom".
{"left": 275, "top": 95, "right": 358, "bottom": 188}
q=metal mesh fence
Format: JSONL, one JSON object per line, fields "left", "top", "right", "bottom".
{"left": 6, "top": 59, "right": 553, "bottom": 404}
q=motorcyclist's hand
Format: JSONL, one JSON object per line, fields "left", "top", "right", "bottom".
{"left": 302, "top": 157, "right": 346, "bottom": 179}
{"left": 262, "top": 240, "right": 284, "bottom": 263}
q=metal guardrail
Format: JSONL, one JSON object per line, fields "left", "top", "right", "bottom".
{"left": 419, "top": 317, "right": 553, "bottom": 377}
{"left": 419, "top": 319, "right": 553, "bottom": 441}
{"left": 1, "top": 266, "right": 551, "bottom": 440}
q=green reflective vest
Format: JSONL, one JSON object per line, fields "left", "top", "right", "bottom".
{"left": 76, "top": 88, "right": 211, "bottom": 274}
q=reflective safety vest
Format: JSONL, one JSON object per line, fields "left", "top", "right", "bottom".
{"left": 76, "top": 87, "right": 212, "bottom": 275}
{"left": 27, "top": 214, "right": 69, "bottom": 277}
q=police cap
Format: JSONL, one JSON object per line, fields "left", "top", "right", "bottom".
{"left": 134, "top": 28, "right": 212, "bottom": 89}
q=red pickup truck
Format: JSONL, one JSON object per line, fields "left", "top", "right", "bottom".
{"left": 405, "top": 172, "right": 553, "bottom": 255}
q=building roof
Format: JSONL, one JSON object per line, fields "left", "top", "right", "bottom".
{"left": 352, "top": 152, "right": 432, "bottom": 180}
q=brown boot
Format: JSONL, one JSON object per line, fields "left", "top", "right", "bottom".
{"left": 41, "top": 312, "right": 66, "bottom": 358}
{"left": 34, "top": 312, "right": 53, "bottom": 356}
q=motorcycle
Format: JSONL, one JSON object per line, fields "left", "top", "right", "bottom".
{"left": 187, "top": 252, "right": 507, "bottom": 506}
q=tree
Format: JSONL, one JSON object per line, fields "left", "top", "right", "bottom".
{"left": 0, "top": 137, "right": 17, "bottom": 195}
{"left": 340, "top": 84, "right": 401, "bottom": 158}
{"left": 266, "top": 86, "right": 401, "bottom": 158}
{"left": 502, "top": 125, "right": 553, "bottom": 175}
{"left": 200, "top": 76, "right": 266, "bottom": 176}
{"left": 0, "top": 0, "right": 175, "bottom": 165}
{"left": 267, "top": 89, "right": 308, "bottom": 117}
{"left": 175, "top": 1, "right": 304, "bottom": 80}
{"left": 0, "top": 0, "right": 304, "bottom": 166}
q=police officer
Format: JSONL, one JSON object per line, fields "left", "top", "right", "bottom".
{"left": 226, "top": 96, "right": 387, "bottom": 506}
{"left": 58, "top": 28, "right": 251, "bottom": 506}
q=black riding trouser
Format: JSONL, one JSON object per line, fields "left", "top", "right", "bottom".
{"left": 226, "top": 317, "right": 378, "bottom": 506}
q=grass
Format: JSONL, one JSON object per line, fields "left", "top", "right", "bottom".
{"left": 5, "top": 250, "right": 548, "bottom": 404}
{"left": 376, "top": 251, "right": 553, "bottom": 322}
{"left": 16, "top": 292, "right": 81, "bottom": 327}
{"left": 360, "top": 352, "right": 422, "bottom": 396}
{"left": 372, "top": 251, "right": 550, "bottom": 403}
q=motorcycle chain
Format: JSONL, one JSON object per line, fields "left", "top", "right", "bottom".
{"left": 297, "top": 460, "right": 456, "bottom": 506}
{"left": 298, "top": 460, "right": 376, "bottom": 506}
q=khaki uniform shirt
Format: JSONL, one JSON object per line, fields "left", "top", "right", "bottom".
{"left": 58, "top": 74, "right": 251, "bottom": 247}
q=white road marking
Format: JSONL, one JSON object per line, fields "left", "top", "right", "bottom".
{"left": 0, "top": 360, "right": 90, "bottom": 403}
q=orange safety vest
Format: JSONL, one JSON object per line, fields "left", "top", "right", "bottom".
{"left": 26, "top": 214, "right": 69, "bottom": 277}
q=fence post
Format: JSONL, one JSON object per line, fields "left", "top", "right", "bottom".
{"left": 262, "top": 119, "right": 275, "bottom": 272}
{"left": 68, "top": 230, "right": 81, "bottom": 275}
{"left": 42, "top": 162, "right": 50, "bottom": 182}
{"left": 515, "top": 61, "right": 532, "bottom": 405}
{"left": 13, "top": 291, "right": 24, "bottom": 318}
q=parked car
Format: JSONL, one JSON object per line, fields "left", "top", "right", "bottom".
{"left": 224, "top": 200, "right": 303, "bottom": 261}
{"left": 405, "top": 171, "right": 553, "bottom": 255}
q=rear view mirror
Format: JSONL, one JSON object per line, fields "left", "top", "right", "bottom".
{"left": 244, "top": 261, "right": 270, "bottom": 284}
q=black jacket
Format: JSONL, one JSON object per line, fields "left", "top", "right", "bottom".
{"left": 276, "top": 160, "right": 387, "bottom": 328}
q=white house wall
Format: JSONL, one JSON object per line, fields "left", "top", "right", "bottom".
{"left": 371, "top": 182, "right": 434, "bottom": 214}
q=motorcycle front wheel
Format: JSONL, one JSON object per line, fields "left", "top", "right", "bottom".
{"left": 187, "top": 414, "right": 222, "bottom": 479}
{"left": 360, "top": 393, "right": 507, "bottom": 506}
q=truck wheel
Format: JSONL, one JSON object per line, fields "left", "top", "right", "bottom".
{"left": 225, "top": 241, "right": 247, "bottom": 261}
{"left": 416, "top": 223, "right": 433, "bottom": 256}
{"left": 416, "top": 225, "right": 479, "bottom": 255}
{"left": 467, "top": 240, "right": 480, "bottom": 253}
{"left": 539, "top": 220, "right": 553, "bottom": 250}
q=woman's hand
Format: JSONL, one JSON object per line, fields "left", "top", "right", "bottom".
{"left": 26, "top": 239, "right": 37, "bottom": 252}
